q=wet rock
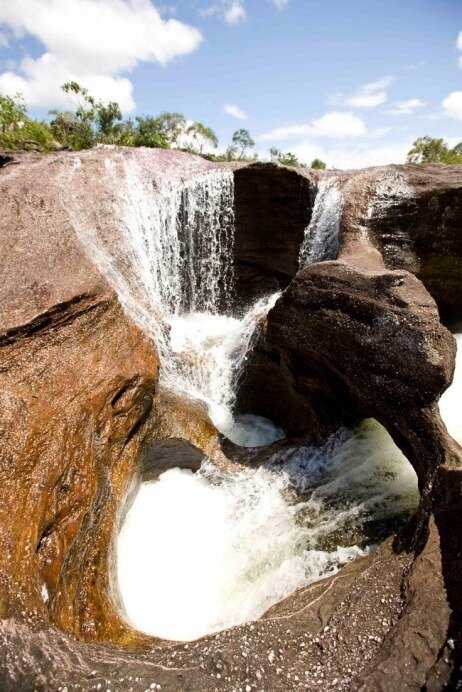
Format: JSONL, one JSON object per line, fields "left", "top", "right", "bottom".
{"left": 343, "top": 164, "right": 462, "bottom": 329}
{"left": 1, "top": 148, "right": 462, "bottom": 689}
{"left": 233, "top": 162, "right": 315, "bottom": 305}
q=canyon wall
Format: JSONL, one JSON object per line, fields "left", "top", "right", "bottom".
{"left": 0, "top": 148, "right": 462, "bottom": 689}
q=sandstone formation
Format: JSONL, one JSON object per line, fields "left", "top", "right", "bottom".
{"left": 0, "top": 147, "right": 462, "bottom": 690}
{"left": 344, "top": 164, "right": 462, "bottom": 329}
{"left": 232, "top": 162, "right": 314, "bottom": 304}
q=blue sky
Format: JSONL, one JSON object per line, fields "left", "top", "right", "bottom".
{"left": 0, "top": 0, "right": 461, "bottom": 167}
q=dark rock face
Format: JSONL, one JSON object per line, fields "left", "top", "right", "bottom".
{"left": 1, "top": 149, "right": 462, "bottom": 690}
{"left": 262, "top": 262, "right": 455, "bottom": 483}
{"left": 365, "top": 165, "right": 462, "bottom": 328}
{"left": 233, "top": 162, "right": 314, "bottom": 305}
{"left": 235, "top": 162, "right": 462, "bottom": 687}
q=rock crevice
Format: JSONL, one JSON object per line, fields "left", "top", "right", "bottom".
{"left": 1, "top": 149, "right": 462, "bottom": 689}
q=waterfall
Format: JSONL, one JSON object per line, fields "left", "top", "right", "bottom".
{"left": 299, "top": 177, "right": 342, "bottom": 266}
{"left": 84, "top": 159, "right": 235, "bottom": 353}
{"left": 167, "top": 292, "right": 282, "bottom": 438}
{"left": 67, "top": 156, "right": 280, "bottom": 442}
{"left": 63, "top": 154, "right": 419, "bottom": 643}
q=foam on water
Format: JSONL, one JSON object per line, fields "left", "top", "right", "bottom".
{"left": 165, "top": 293, "right": 281, "bottom": 437}
{"left": 68, "top": 160, "right": 421, "bottom": 641}
{"left": 118, "top": 419, "right": 419, "bottom": 641}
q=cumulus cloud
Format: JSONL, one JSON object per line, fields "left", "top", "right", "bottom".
{"left": 0, "top": 0, "right": 202, "bottom": 112}
{"left": 0, "top": 53, "right": 136, "bottom": 112}
{"left": 331, "top": 76, "right": 394, "bottom": 109}
{"left": 458, "top": 31, "right": 462, "bottom": 68}
{"left": 224, "top": 1, "right": 245, "bottom": 23}
{"left": 387, "top": 98, "right": 425, "bottom": 115}
{"left": 202, "top": 0, "right": 285, "bottom": 21}
{"left": 290, "top": 139, "right": 413, "bottom": 170}
{"left": 260, "top": 111, "right": 368, "bottom": 141}
{"left": 442, "top": 91, "right": 462, "bottom": 121}
{"left": 201, "top": 0, "right": 245, "bottom": 24}
{"left": 223, "top": 102, "right": 246, "bottom": 119}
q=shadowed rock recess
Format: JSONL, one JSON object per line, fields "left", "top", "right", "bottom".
{"left": 0, "top": 147, "right": 461, "bottom": 690}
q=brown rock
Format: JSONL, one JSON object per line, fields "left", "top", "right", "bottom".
{"left": 1, "top": 149, "right": 462, "bottom": 689}
{"left": 233, "top": 162, "right": 315, "bottom": 304}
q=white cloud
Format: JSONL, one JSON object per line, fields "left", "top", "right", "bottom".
{"left": 202, "top": 1, "right": 245, "bottom": 24}
{"left": 0, "top": 0, "right": 202, "bottom": 112}
{"left": 332, "top": 76, "right": 394, "bottom": 109}
{"left": 290, "top": 139, "right": 413, "bottom": 170}
{"left": 260, "top": 111, "right": 368, "bottom": 141}
{"left": 458, "top": 31, "right": 462, "bottom": 68}
{"left": 202, "top": 0, "right": 283, "bottom": 21}
{"left": 407, "top": 62, "right": 426, "bottom": 71}
{"left": 387, "top": 98, "right": 425, "bottom": 115}
{"left": 442, "top": 91, "right": 462, "bottom": 121}
{"left": 224, "top": 1, "right": 245, "bottom": 23}
{"left": 223, "top": 102, "right": 246, "bottom": 119}
{"left": 0, "top": 52, "right": 136, "bottom": 111}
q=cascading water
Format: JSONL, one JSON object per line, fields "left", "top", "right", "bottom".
{"left": 299, "top": 177, "right": 342, "bottom": 266}
{"left": 167, "top": 292, "right": 283, "bottom": 440}
{"left": 67, "top": 154, "right": 421, "bottom": 642}
{"left": 118, "top": 419, "right": 419, "bottom": 641}
{"left": 69, "top": 157, "right": 279, "bottom": 441}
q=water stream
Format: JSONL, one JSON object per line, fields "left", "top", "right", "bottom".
{"left": 69, "top": 160, "right": 425, "bottom": 641}
{"left": 299, "top": 177, "right": 342, "bottom": 266}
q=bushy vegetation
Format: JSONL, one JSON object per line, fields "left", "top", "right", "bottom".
{"left": 0, "top": 83, "right": 333, "bottom": 168}
{"left": 0, "top": 94, "right": 56, "bottom": 151}
{"left": 407, "top": 136, "right": 462, "bottom": 164}
{"left": 3, "top": 86, "right": 462, "bottom": 170}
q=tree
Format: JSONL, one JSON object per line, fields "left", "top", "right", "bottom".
{"left": 224, "top": 145, "right": 239, "bottom": 161}
{"left": 311, "top": 158, "right": 327, "bottom": 170}
{"left": 96, "top": 101, "right": 123, "bottom": 141}
{"left": 51, "top": 82, "right": 99, "bottom": 149}
{"left": 155, "top": 112, "right": 186, "bottom": 147}
{"left": 130, "top": 115, "right": 170, "bottom": 148}
{"left": 0, "top": 93, "right": 27, "bottom": 134}
{"left": 407, "top": 136, "right": 462, "bottom": 164}
{"left": 232, "top": 128, "right": 255, "bottom": 159}
{"left": 269, "top": 147, "right": 306, "bottom": 167}
{"left": 186, "top": 122, "right": 218, "bottom": 154}
{"left": 0, "top": 93, "right": 54, "bottom": 151}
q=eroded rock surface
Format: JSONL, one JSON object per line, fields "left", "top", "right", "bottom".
{"left": 1, "top": 148, "right": 462, "bottom": 690}
{"left": 233, "top": 162, "right": 315, "bottom": 304}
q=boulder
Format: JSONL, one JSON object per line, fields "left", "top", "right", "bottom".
{"left": 1, "top": 148, "right": 462, "bottom": 689}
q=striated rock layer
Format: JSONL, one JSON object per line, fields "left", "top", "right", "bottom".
{"left": 0, "top": 147, "right": 462, "bottom": 690}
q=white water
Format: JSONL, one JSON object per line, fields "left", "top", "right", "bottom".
{"left": 70, "top": 159, "right": 280, "bottom": 441}
{"left": 118, "top": 419, "right": 419, "bottom": 640}
{"left": 166, "top": 292, "right": 282, "bottom": 439}
{"left": 67, "top": 160, "right": 421, "bottom": 641}
{"left": 440, "top": 334, "right": 462, "bottom": 445}
{"left": 299, "top": 177, "right": 342, "bottom": 266}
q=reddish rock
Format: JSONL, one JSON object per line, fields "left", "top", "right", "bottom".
{"left": 0, "top": 148, "right": 462, "bottom": 689}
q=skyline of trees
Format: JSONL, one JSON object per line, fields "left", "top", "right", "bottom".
{"left": 1, "top": 85, "right": 461, "bottom": 169}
